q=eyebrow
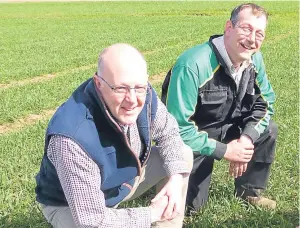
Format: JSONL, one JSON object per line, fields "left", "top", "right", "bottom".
{"left": 118, "top": 83, "right": 147, "bottom": 87}
{"left": 240, "top": 23, "right": 265, "bottom": 31}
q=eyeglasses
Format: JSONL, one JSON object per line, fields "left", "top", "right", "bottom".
{"left": 236, "top": 25, "right": 265, "bottom": 41}
{"left": 98, "top": 76, "right": 148, "bottom": 97}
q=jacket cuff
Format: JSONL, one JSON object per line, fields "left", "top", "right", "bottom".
{"left": 211, "top": 141, "right": 227, "bottom": 160}
{"left": 242, "top": 126, "right": 260, "bottom": 143}
{"left": 164, "top": 161, "right": 191, "bottom": 177}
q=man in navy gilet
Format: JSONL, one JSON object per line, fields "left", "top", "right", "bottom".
{"left": 35, "top": 43, "right": 193, "bottom": 228}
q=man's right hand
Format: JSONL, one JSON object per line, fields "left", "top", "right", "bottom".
{"left": 149, "top": 195, "right": 168, "bottom": 223}
{"left": 224, "top": 139, "right": 254, "bottom": 162}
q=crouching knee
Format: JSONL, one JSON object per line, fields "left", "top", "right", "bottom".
{"left": 268, "top": 120, "right": 278, "bottom": 142}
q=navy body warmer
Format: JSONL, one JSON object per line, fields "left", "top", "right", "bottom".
{"left": 36, "top": 78, "right": 158, "bottom": 207}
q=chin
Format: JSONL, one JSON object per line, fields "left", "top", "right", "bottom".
{"left": 239, "top": 52, "right": 253, "bottom": 61}
{"left": 119, "top": 115, "right": 139, "bottom": 125}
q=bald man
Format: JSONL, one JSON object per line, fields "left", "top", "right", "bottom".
{"left": 35, "top": 43, "right": 193, "bottom": 228}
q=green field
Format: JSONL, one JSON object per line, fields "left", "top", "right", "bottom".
{"left": 0, "top": 1, "right": 298, "bottom": 227}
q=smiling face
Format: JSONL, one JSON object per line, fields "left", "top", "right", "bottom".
{"left": 94, "top": 44, "right": 148, "bottom": 125}
{"left": 224, "top": 7, "right": 267, "bottom": 67}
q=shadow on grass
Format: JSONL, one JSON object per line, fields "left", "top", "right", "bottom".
{"left": 184, "top": 180, "right": 299, "bottom": 228}
{"left": 184, "top": 210, "right": 299, "bottom": 228}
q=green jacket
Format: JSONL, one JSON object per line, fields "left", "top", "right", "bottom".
{"left": 162, "top": 37, "right": 275, "bottom": 159}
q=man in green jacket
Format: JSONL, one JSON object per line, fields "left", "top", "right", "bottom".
{"left": 162, "top": 3, "right": 277, "bottom": 213}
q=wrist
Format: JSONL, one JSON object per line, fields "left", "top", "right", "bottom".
{"left": 170, "top": 173, "right": 183, "bottom": 180}
{"left": 240, "top": 134, "right": 253, "bottom": 143}
{"left": 212, "top": 141, "right": 227, "bottom": 160}
{"left": 149, "top": 205, "right": 159, "bottom": 223}
{"left": 223, "top": 145, "right": 232, "bottom": 161}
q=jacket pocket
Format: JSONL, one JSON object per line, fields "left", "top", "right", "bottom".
{"left": 200, "top": 89, "right": 227, "bottom": 121}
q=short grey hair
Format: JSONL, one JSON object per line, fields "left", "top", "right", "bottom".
{"left": 230, "top": 3, "right": 268, "bottom": 27}
{"left": 97, "top": 47, "right": 108, "bottom": 78}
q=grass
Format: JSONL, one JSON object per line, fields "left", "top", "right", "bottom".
{"left": 0, "top": 1, "right": 298, "bottom": 227}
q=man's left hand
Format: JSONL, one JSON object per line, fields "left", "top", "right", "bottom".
{"left": 229, "top": 162, "right": 248, "bottom": 178}
{"left": 151, "top": 174, "right": 183, "bottom": 220}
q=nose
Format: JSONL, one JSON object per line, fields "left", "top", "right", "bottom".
{"left": 248, "top": 31, "right": 256, "bottom": 43}
{"left": 124, "top": 88, "right": 137, "bottom": 103}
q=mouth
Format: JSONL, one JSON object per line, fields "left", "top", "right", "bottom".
{"left": 122, "top": 107, "right": 137, "bottom": 112}
{"left": 240, "top": 43, "right": 254, "bottom": 51}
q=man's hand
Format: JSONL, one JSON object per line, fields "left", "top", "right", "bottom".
{"left": 238, "top": 135, "right": 254, "bottom": 148}
{"left": 151, "top": 174, "right": 183, "bottom": 220}
{"left": 224, "top": 139, "right": 254, "bottom": 162}
{"left": 149, "top": 195, "right": 168, "bottom": 223}
{"left": 229, "top": 162, "right": 248, "bottom": 178}
{"left": 228, "top": 135, "right": 253, "bottom": 177}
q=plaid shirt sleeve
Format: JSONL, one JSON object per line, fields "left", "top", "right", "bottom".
{"left": 47, "top": 135, "right": 152, "bottom": 228}
{"left": 151, "top": 99, "right": 191, "bottom": 176}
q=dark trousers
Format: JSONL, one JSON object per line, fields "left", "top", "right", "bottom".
{"left": 186, "top": 120, "right": 278, "bottom": 212}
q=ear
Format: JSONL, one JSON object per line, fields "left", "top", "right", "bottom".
{"left": 224, "top": 20, "right": 233, "bottom": 35}
{"left": 93, "top": 74, "right": 101, "bottom": 89}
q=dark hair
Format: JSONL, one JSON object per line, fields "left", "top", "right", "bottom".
{"left": 230, "top": 3, "right": 268, "bottom": 26}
